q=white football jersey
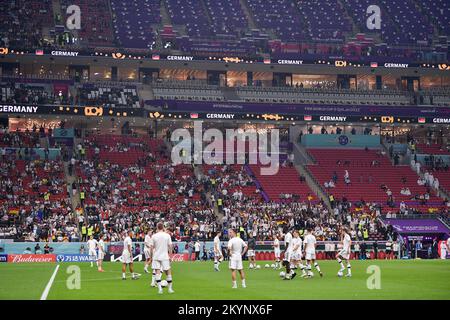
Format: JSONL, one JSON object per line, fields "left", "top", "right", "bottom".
{"left": 144, "top": 234, "right": 152, "bottom": 249}
{"left": 304, "top": 234, "right": 316, "bottom": 252}
{"left": 123, "top": 236, "right": 132, "bottom": 254}
{"left": 98, "top": 239, "right": 105, "bottom": 253}
{"left": 151, "top": 231, "right": 172, "bottom": 260}
{"left": 284, "top": 232, "right": 293, "bottom": 251}
{"left": 343, "top": 233, "right": 351, "bottom": 251}
{"left": 214, "top": 236, "right": 221, "bottom": 252}
{"left": 292, "top": 237, "right": 303, "bottom": 254}
{"left": 87, "top": 239, "right": 98, "bottom": 251}
{"left": 273, "top": 238, "right": 280, "bottom": 250}
{"left": 227, "top": 237, "right": 247, "bottom": 259}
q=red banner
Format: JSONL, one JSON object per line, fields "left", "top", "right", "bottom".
{"left": 8, "top": 254, "right": 56, "bottom": 263}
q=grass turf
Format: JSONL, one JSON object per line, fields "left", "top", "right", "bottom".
{"left": 0, "top": 260, "right": 449, "bottom": 300}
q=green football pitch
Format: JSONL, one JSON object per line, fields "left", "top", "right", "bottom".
{"left": 0, "top": 260, "right": 449, "bottom": 300}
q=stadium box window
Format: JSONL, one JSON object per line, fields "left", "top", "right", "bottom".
{"left": 118, "top": 67, "right": 138, "bottom": 81}
{"left": 292, "top": 74, "right": 337, "bottom": 89}
{"left": 226, "top": 71, "right": 247, "bottom": 87}
{"left": 421, "top": 76, "right": 450, "bottom": 89}
{"left": 382, "top": 75, "right": 402, "bottom": 90}
{"left": 90, "top": 66, "right": 111, "bottom": 80}
{"left": 159, "top": 69, "right": 207, "bottom": 81}
{"left": 252, "top": 72, "right": 272, "bottom": 87}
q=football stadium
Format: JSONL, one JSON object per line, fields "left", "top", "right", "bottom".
{"left": 0, "top": 0, "right": 449, "bottom": 304}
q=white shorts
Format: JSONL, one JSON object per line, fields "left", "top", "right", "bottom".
{"left": 274, "top": 249, "right": 281, "bottom": 259}
{"left": 229, "top": 258, "right": 243, "bottom": 270}
{"left": 291, "top": 252, "right": 303, "bottom": 261}
{"left": 338, "top": 249, "right": 350, "bottom": 260}
{"left": 121, "top": 251, "right": 132, "bottom": 264}
{"left": 152, "top": 259, "right": 171, "bottom": 271}
{"left": 247, "top": 250, "right": 255, "bottom": 257}
{"left": 441, "top": 248, "right": 447, "bottom": 259}
{"left": 305, "top": 251, "right": 316, "bottom": 260}
{"left": 144, "top": 248, "right": 152, "bottom": 260}
{"left": 89, "top": 249, "right": 97, "bottom": 259}
{"left": 97, "top": 251, "right": 104, "bottom": 260}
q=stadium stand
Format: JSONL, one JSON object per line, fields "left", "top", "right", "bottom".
{"left": 236, "top": 86, "right": 412, "bottom": 105}
{"left": 60, "top": 0, "right": 114, "bottom": 46}
{"left": 306, "top": 148, "right": 445, "bottom": 213}
{"left": 0, "top": 132, "right": 75, "bottom": 241}
{"left": 110, "top": 0, "right": 160, "bottom": 49}
{"left": 0, "top": 0, "right": 53, "bottom": 49}
{"left": 152, "top": 79, "right": 225, "bottom": 101}
{"left": 77, "top": 83, "right": 141, "bottom": 108}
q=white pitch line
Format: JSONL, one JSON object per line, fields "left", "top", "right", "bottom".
{"left": 40, "top": 264, "right": 60, "bottom": 300}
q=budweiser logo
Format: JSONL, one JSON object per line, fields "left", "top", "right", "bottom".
{"left": 170, "top": 254, "right": 188, "bottom": 262}
{"left": 8, "top": 254, "right": 56, "bottom": 263}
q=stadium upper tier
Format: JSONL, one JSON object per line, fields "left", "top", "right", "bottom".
{"left": 0, "top": 0, "right": 448, "bottom": 60}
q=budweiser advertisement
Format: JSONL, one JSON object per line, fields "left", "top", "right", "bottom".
{"left": 170, "top": 253, "right": 188, "bottom": 262}
{"left": 7, "top": 254, "right": 56, "bottom": 263}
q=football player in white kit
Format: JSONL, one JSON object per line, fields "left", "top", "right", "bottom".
{"left": 291, "top": 230, "right": 307, "bottom": 278}
{"left": 144, "top": 229, "right": 158, "bottom": 286}
{"left": 227, "top": 228, "right": 248, "bottom": 288}
{"left": 441, "top": 237, "right": 450, "bottom": 259}
{"left": 247, "top": 233, "right": 257, "bottom": 269}
{"left": 213, "top": 231, "right": 223, "bottom": 271}
{"left": 121, "top": 231, "right": 138, "bottom": 280}
{"left": 273, "top": 234, "right": 281, "bottom": 269}
{"left": 144, "top": 229, "right": 153, "bottom": 273}
{"left": 97, "top": 234, "right": 105, "bottom": 272}
{"left": 87, "top": 235, "right": 98, "bottom": 268}
{"left": 150, "top": 222, "right": 174, "bottom": 294}
{"left": 304, "top": 228, "right": 323, "bottom": 278}
{"left": 336, "top": 228, "right": 352, "bottom": 277}
{"left": 282, "top": 227, "right": 293, "bottom": 276}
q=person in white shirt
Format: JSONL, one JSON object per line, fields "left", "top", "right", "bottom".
{"left": 227, "top": 228, "right": 248, "bottom": 289}
{"left": 87, "top": 235, "right": 98, "bottom": 268}
{"left": 441, "top": 237, "right": 450, "bottom": 260}
{"left": 273, "top": 234, "right": 281, "bottom": 269}
{"left": 150, "top": 222, "right": 174, "bottom": 294}
{"left": 290, "top": 230, "right": 306, "bottom": 278}
{"left": 194, "top": 240, "right": 201, "bottom": 261}
{"left": 336, "top": 228, "right": 352, "bottom": 277}
{"left": 304, "top": 228, "right": 323, "bottom": 278}
{"left": 121, "top": 231, "right": 138, "bottom": 280}
{"left": 213, "top": 231, "right": 223, "bottom": 272}
{"left": 282, "top": 228, "right": 293, "bottom": 276}
{"left": 143, "top": 229, "right": 157, "bottom": 286}
{"left": 97, "top": 234, "right": 105, "bottom": 272}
